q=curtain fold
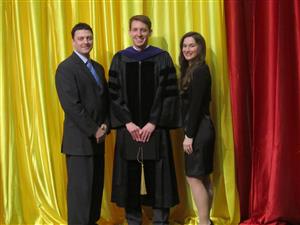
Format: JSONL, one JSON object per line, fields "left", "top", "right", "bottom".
{"left": 224, "top": 0, "right": 252, "bottom": 220}
{"left": 0, "top": 1, "right": 238, "bottom": 224}
{"left": 225, "top": 0, "right": 300, "bottom": 224}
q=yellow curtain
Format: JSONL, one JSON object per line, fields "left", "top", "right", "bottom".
{"left": 0, "top": 0, "right": 239, "bottom": 224}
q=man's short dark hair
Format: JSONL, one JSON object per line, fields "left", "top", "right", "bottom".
{"left": 71, "top": 23, "right": 93, "bottom": 39}
{"left": 129, "top": 15, "right": 152, "bottom": 31}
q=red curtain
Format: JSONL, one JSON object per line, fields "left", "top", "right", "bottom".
{"left": 225, "top": 0, "right": 300, "bottom": 224}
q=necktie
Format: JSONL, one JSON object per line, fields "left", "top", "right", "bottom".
{"left": 86, "top": 60, "right": 101, "bottom": 86}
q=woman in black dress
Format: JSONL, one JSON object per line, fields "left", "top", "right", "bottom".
{"left": 179, "top": 32, "right": 215, "bottom": 225}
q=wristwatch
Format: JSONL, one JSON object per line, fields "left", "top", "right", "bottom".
{"left": 100, "top": 124, "right": 107, "bottom": 132}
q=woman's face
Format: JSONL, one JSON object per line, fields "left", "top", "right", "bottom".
{"left": 182, "top": 36, "right": 200, "bottom": 63}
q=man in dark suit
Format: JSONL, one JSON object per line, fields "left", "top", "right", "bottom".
{"left": 55, "top": 23, "right": 109, "bottom": 225}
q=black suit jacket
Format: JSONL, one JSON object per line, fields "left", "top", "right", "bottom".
{"left": 55, "top": 52, "right": 109, "bottom": 155}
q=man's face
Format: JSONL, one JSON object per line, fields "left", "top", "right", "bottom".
{"left": 72, "top": 29, "right": 93, "bottom": 57}
{"left": 129, "top": 20, "right": 151, "bottom": 51}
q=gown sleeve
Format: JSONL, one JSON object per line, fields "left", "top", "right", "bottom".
{"left": 156, "top": 52, "right": 182, "bottom": 128}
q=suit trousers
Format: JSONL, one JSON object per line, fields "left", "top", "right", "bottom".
{"left": 66, "top": 153, "right": 104, "bottom": 225}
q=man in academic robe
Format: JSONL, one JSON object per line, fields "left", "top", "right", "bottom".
{"left": 55, "top": 23, "right": 110, "bottom": 225}
{"left": 108, "top": 15, "right": 181, "bottom": 225}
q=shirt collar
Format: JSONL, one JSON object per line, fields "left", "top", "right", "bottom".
{"left": 132, "top": 45, "right": 149, "bottom": 52}
{"left": 74, "top": 50, "right": 89, "bottom": 64}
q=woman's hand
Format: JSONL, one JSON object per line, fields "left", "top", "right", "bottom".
{"left": 183, "top": 135, "right": 193, "bottom": 154}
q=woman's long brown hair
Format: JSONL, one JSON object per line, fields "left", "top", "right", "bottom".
{"left": 179, "top": 32, "right": 206, "bottom": 92}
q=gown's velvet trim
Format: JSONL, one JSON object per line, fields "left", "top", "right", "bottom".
{"left": 120, "top": 46, "right": 164, "bottom": 61}
{"left": 125, "top": 61, "right": 155, "bottom": 127}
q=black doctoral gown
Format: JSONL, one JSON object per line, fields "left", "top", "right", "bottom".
{"left": 108, "top": 46, "right": 181, "bottom": 208}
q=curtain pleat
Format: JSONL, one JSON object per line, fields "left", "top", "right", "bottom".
{"left": 224, "top": 0, "right": 252, "bottom": 220}
{"left": 225, "top": 0, "right": 300, "bottom": 224}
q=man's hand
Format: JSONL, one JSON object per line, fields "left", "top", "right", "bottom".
{"left": 183, "top": 135, "right": 193, "bottom": 154}
{"left": 126, "top": 122, "right": 141, "bottom": 141}
{"left": 95, "top": 124, "right": 107, "bottom": 143}
{"left": 139, "top": 122, "right": 156, "bottom": 143}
